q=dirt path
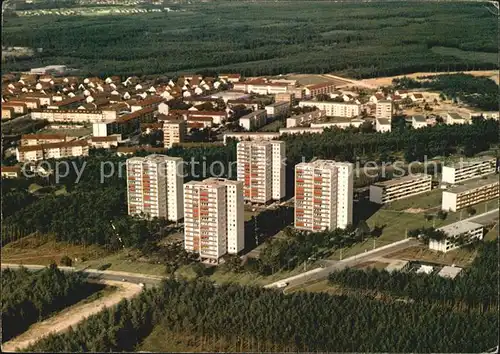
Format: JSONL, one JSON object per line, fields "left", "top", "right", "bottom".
{"left": 2, "top": 280, "right": 142, "bottom": 352}
{"left": 359, "top": 70, "right": 499, "bottom": 88}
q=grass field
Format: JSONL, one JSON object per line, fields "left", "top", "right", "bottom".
{"left": 1, "top": 235, "right": 106, "bottom": 266}
{"left": 382, "top": 189, "right": 442, "bottom": 211}
{"left": 2, "top": 2, "right": 496, "bottom": 77}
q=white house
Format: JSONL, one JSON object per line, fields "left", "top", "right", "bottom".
{"left": 411, "top": 115, "right": 427, "bottom": 129}
{"left": 375, "top": 118, "right": 391, "bottom": 133}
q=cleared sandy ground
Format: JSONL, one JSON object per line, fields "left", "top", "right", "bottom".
{"left": 359, "top": 70, "right": 499, "bottom": 88}
{"left": 2, "top": 280, "right": 142, "bottom": 353}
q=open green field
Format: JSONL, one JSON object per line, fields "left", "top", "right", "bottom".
{"left": 2, "top": 2, "right": 497, "bottom": 77}
{"left": 382, "top": 189, "right": 442, "bottom": 211}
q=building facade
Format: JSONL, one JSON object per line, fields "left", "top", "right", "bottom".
{"left": 295, "top": 160, "right": 353, "bottom": 231}
{"left": 375, "top": 100, "right": 393, "bottom": 120}
{"left": 163, "top": 119, "right": 186, "bottom": 148}
{"left": 16, "top": 140, "right": 89, "bottom": 162}
{"left": 265, "top": 101, "right": 290, "bottom": 119}
{"left": 184, "top": 178, "right": 244, "bottom": 262}
{"left": 126, "top": 154, "right": 183, "bottom": 221}
{"left": 239, "top": 110, "right": 268, "bottom": 131}
{"left": 298, "top": 101, "right": 361, "bottom": 118}
{"left": 441, "top": 156, "right": 497, "bottom": 184}
{"left": 441, "top": 175, "right": 499, "bottom": 212}
{"left": 237, "top": 140, "right": 285, "bottom": 203}
{"left": 430, "top": 220, "right": 484, "bottom": 253}
{"left": 369, "top": 174, "right": 432, "bottom": 204}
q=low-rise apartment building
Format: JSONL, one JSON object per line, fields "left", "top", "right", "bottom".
{"left": 275, "top": 92, "right": 295, "bottom": 105}
{"left": 239, "top": 109, "right": 267, "bottom": 131}
{"left": 265, "top": 101, "right": 290, "bottom": 119}
{"left": 88, "top": 135, "right": 121, "bottom": 149}
{"left": 298, "top": 101, "right": 361, "bottom": 118}
{"left": 375, "top": 118, "right": 392, "bottom": 132}
{"left": 286, "top": 110, "right": 326, "bottom": 128}
{"left": 16, "top": 140, "right": 89, "bottom": 162}
{"left": 279, "top": 127, "right": 325, "bottom": 135}
{"left": 184, "top": 178, "right": 244, "bottom": 262}
{"left": 441, "top": 175, "right": 499, "bottom": 212}
{"left": 21, "top": 134, "right": 68, "bottom": 146}
{"left": 126, "top": 154, "right": 183, "bottom": 221}
{"left": 304, "top": 82, "right": 337, "bottom": 98}
{"left": 369, "top": 174, "right": 432, "bottom": 204}
{"left": 295, "top": 160, "right": 353, "bottom": 231}
{"left": 310, "top": 118, "right": 365, "bottom": 130}
{"left": 430, "top": 220, "right": 483, "bottom": 253}
{"left": 441, "top": 156, "right": 497, "bottom": 184}
{"left": 237, "top": 140, "right": 285, "bottom": 203}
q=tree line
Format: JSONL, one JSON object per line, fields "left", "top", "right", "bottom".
{"left": 27, "top": 276, "right": 498, "bottom": 353}
{"left": 328, "top": 241, "right": 498, "bottom": 311}
{"left": 392, "top": 74, "right": 499, "bottom": 111}
{"left": 2, "top": 265, "right": 101, "bottom": 342}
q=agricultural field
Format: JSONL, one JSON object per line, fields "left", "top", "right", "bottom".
{"left": 2, "top": 2, "right": 497, "bottom": 78}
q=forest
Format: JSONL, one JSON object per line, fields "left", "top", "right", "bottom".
{"left": 2, "top": 2, "right": 497, "bottom": 78}
{"left": 2, "top": 264, "right": 101, "bottom": 342}
{"left": 393, "top": 74, "right": 499, "bottom": 111}
{"left": 2, "top": 118, "right": 498, "bottom": 248}
{"left": 26, "top": 275, "right": 498, "bottom": 353}
{"left": 327, "top": 241, "right": 498, "bottom": 310}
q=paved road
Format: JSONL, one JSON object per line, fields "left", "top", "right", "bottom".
{"left": 1, "top": 264, "right": 163, "bottom": 288}
{"left": 266, "top": 208, "right": 499, "bottom": 289}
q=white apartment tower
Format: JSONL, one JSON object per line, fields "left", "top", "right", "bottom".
{"left": 237, "top": 140, "right": 285, "bottom": 203}
{"left": 295, "top": 160, "right": 353, "bottom": 231}
{"left": 184, "top": 178, "right": 244, "bottom": 262}
{"left": 375, "top": 100, "right": 393, "bottom": 120}
{"left": 126, "top": 154, "right": 184, "bottom": 221}
{"left": 163, "top": 120, "right": 186, "bottom": 148}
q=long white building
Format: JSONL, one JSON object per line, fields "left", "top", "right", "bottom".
{"left": 237, "top": 140, "right": 285, "bottom": 203}
{"left": 441, "top": 156, "right": 497, "bottom": 184}
{"left": 441, "top": 175, "right": 499, "bottom": 212}
{"left": 184, "top": 178, "right": 244, "bottom": 262}
{"left": 295, "top": 159, "right": 353, "bottom": 231}
{"left": 430, "top": 220, "right": 484, "bottom": 253}
{"left": 369, "top": 174, "right": 432, "bottom": 204}
{"left": 298, "top": 101, "right": 361, "bottom": 118}
{"left": 126, "top": 154, "right": 184, "bottom": 221}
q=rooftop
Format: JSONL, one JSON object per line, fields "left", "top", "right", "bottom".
{"left": 296, "top": 159, "right": 353, "bottom": 170}
{"left": 438, "top": 220, "right": 484, "bottom": 237}
{"left": 437, "top": 266, "right": 463, "bottom": 279}
{"left": 385, "top": 260, "right": 409, "bottom": 273}
{"left": 446, "top": 174, "right": 499, "bottom": 194}
{"left": 444, "top": 155, "right": 496, "bottom": 168}
{"left": 373, "top": 173, "right": 431, "bottom": 188}
{"left": 448, "top": 112, "right": 465, "bottom": 120}
{"left": 377, "top": 118, "right": 391, "bottom": 125}
{"left": 412, "top": 115, "right": 426, "bottom": 122}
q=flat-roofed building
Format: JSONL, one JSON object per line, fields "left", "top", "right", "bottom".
{"left": 295, "top": 159, "right": 353, "bottom": 231}
{"left": 311, "top": 118, "right": 365, "bottom": 130}
{"left": 279, "top": 127, "right": 324, "bottom": 136}
{"left": 265, "top": 101, "right": 290, "bottom": 119}
{"left": 237, "top": 140, "right": 285, "bottom": 203}
{"left": 126, "top": 154, "right": 183, "bottom": 221}
{"left": 239, "top": 109, "right": 267, "bottom": 131}
{"left": 385, "top": 260, "right": 410, "bottom": 273}
{"left": 298, "top": 101, "right": 361, "bottom": 118}
{"left": 286, "top": 110, "right": 325, "bottom": 128}
{"left": 304, "top": 82, "right": 337, "bottom": 98}
{"left": 88, "top": 135, "right": 121, "bottom": 149}
{"left": 184, "top": 178, "right": 244, "bottom": 262}
{"left": 437, "top": 266, "right": 463, "bottom": 279}
{"left": 375, "top": 118, "right": 391, "bottom": 132}
{"left": 441, "top": 156, "right": 497, "bottom": 184}
{"left": 16, "top": 140, "right": 89, "bottom": 162}
{"left": 430, "top": 220, "right": 483, "bottom": 253}
{"left": 441, "top": 175, "right": 499, "bottom": 212}
{"left": 275, "top": 92, "right": 295, "bottom": 105}
{"left": 370, "top": 174, "right": 432, "bottom": 204}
